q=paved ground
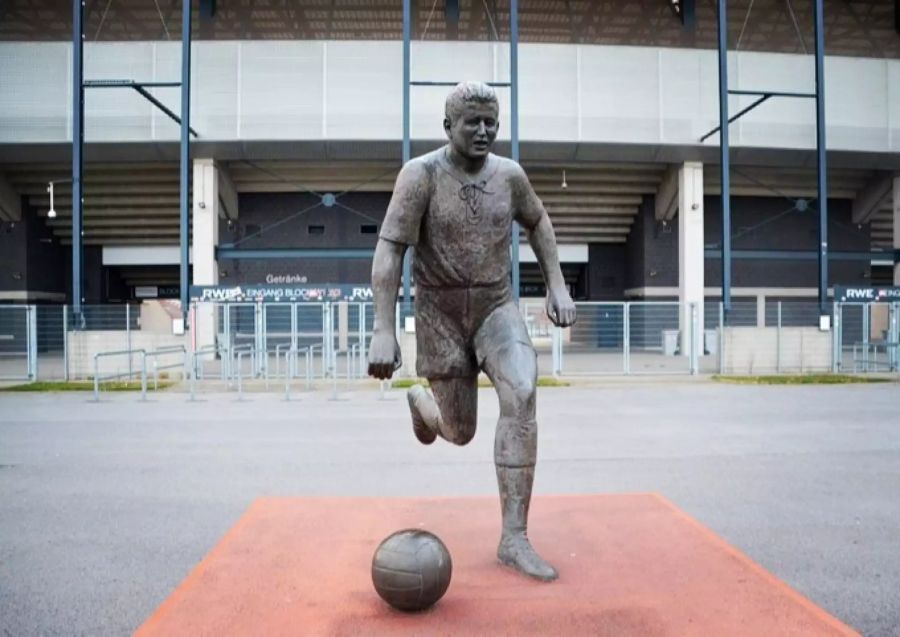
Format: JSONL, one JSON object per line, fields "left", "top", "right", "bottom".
{"left": 0, "top": 381, "right": 898, "bottom": 636}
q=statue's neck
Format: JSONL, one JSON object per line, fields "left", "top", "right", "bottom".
{"left": 446, "top": 145, "right": 488, "bottom": 176}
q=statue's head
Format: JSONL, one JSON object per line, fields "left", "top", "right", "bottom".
{"left": 443, "top": 81, "right": 499, "bottom": 160}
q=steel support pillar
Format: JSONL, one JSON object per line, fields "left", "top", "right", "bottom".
{"left": 401, "top": 0, "right": 412, "bottom": 304}
{"left": 71, "top": 0, "right": 84, "bottom": 315}
{"left": 192, "top": 159, "right": 219, "bottom": 350}
{"left": 813, "top": 0, "right": 829, "bottom": 317}
{"left": 510, "top": 0, "right": 520, "bottom": 301}
{"left": 678, "top": 162, "right": 704, "bottom": 359}
{"left": 716, "top": 0, "right": 731, "bottom": 322}
{"left": 180, "top": 0, "right": 193, "bottom": 315}
{"left": 713, "top": 0, "right": 828, "bottom": 321}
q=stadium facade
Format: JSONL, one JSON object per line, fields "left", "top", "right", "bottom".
{"left": 0, "top": 0, "right": 898, "bottom": 336}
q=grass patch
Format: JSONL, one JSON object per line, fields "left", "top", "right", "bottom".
{"left": 0, "top": 380, "right": 173, "bottom": 392}
{"left": 392, "top": 376, "right": 569, "bottom": 389}
{"left": 534, "top": 376, "right": 571, "bottom": 387}
{"left": 712, "top": 374, "right": 893, "bottom": 385}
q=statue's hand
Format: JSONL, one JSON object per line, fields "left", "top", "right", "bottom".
{"left": 546, "top": 287, "right": 577, "bottom": 327}
{"left": 368, "top": 330, "right": 402, "bottom": 379}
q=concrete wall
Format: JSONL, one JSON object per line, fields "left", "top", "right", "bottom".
{"left": 25, "top": 209, "right": 67, "bottom": 298}
{"left": 66, "top": 330, "right": 188, "bottom": 379}
{"left": 622, "top": 193, "right": 872, "bottom": 294}
{"left": 624, "top": 195, "right": 680, "bottom": 290}
{"left": 587, "top": 243, "right": 626, "bottom": 301}
{"left": 0, "top": 204, "right": 68, "bottom": 301}
{"left": 2, "top": 41, "right": 900, "bottom": 154}
{"left": 720, "top": 326, "right": 832, "bottom": 374}
{"left": 704, "top": 197, "right": 872, "bottom": 289}
{"left": 0, "top": 213, "right": 28, "bottom": 293}
{"left": 218, "top": 191, "right": 389, "bottom": 285}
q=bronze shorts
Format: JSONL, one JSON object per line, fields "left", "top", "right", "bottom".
{"left": 414, "top": 281, "right": 531, "bottom": 379}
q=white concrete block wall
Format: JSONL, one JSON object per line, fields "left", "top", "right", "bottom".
{"left": 721, "top": 327, "right": 832, "bottom": 374}
{"left": 66, "top": 330, "right": 189, "bottom": 380}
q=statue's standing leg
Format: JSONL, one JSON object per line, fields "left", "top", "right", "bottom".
{"left": 475, "top": 302, "right": 558, "bottom": 582}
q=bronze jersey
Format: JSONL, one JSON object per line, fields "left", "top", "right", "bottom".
{"left": 380, "top": 148, "right": 542, "bottom": 289}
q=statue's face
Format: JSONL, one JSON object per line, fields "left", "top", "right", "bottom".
{"left": 444, "top": 102, "right": 499, "bottom": 160}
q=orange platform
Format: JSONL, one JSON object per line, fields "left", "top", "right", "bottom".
{"left": 137, "top": 494, "right": 858, "bottom": 636}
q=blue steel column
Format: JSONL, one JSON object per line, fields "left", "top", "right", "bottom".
{"left": 510, "top": 0, "right": 520, "bottom": 300}
{"left": 717, "top": 0, "right": 732, "bottom": 320}
{"left": 180, "top": 0, "right": 192, "bottom": 313}
{"left": 813, "top": 0, "right": 829, "bottom": 315}
{"left": 400, "top": 0, "right": 412, "bottom": 303}
{"left": 72, "top": 0, "right": 84, "bottom": 314}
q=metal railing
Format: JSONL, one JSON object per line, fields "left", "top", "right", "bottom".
{"left": 4, "top": 298, "right": 898, "bottom": 394}
{"left": 145, "top": 345, "right": 188, "bottom": 389}
{"left": 188, "top": 344, "right": 229, "bottom": 401}
{"left": 233, "top": 347, "right": 257, "bottom": 401}
{"left": 93, "top": 348, "right": 147, "bottom": 402}
{"left": 835, "top": 302, "right": 899, "bottom": 373}
{"left": 282, "top": 345, "right": 316, "bottom": 400}
{"left": 0, "top": 305, "right": 36, "bottom": 381}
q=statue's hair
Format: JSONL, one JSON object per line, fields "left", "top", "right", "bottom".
{"left": 445, "top": 81, "right": 499, "bottom": 122}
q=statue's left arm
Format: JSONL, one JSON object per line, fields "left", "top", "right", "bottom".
{"left": 511, "top": 164, "right": 577, "bottom": 327}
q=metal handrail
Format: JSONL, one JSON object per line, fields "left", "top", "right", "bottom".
{"left": 145, "top": 345, "right": 188, "bottom": 389}
{"left": 273, "top": 342, "right": 295, "bottom": 380}
{"left": 191, "top": 343, "right": 229, "bottom": 380}
{"left": 230, "top": 343, "right": 255, "bottom": 384}
{"left": 308, "top": 343, "right": 324, "bottom": 378}
{"left": 188, "top": 345, "right": 228, "bottom": 400}
{"left": 234, "top": 348, "right": 258, "bottom": 399}
{"left": 349, "top": 343, "right": 361, "bottom": 380}
{"left": 93, "top": 348, "right": 147, "bottom": 401}
{"left": 192, "top": 344, "right": 227, "bottom": 381}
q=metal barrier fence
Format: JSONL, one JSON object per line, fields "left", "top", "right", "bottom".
{"left": 540, "top": 302, "right": 698, "bottom": 375}
{"left": 835, "top": 302, "right": 900, "bottom": 373}
{"left": 1, "top": 300, "right": 899, "bottom": 387}
{"left": 0, "top": 305, "right": 36, "bottom": 381}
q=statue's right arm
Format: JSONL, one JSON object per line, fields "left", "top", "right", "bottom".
{"left": 368, "top": 159, "right": 429, "bottom": 379}
{"left": 368, "top": 238, "right": 406, "bottom": 379}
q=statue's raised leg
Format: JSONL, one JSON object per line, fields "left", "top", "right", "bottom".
{"left": 406, "top": 377, "right": 478, "bottom": 446}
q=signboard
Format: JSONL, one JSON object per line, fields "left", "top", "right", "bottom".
{"left": 264, "top": 274, "right": 308, "bottom": 284}
{"left": 834, "top": 286, "right": 900, "bottom": 303}
{"left": 190, "top": 284, "right": 373, "bottom": 303}
{"left": 134, "top": 285, "right": 179, "bottom": 299}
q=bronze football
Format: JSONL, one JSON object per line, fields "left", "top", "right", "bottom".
{"left": 371, "top": 529, "right": 452, "bottom": 612}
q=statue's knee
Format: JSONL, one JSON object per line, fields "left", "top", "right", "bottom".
{"left": 512, "top": 380, "right": 536, "bottom": 409}
{"left": 497, "top": 375, "right": 536, "bottom": 414}
{"left": 495, "top": 345, "right": 537, "bottom": 411}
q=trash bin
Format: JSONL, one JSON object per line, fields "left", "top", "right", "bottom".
{"left": 705, "top": 329, "right": 717, "bottom": 355}
{"left": 663, "top": 330, "right": 679, "bottom": 356}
